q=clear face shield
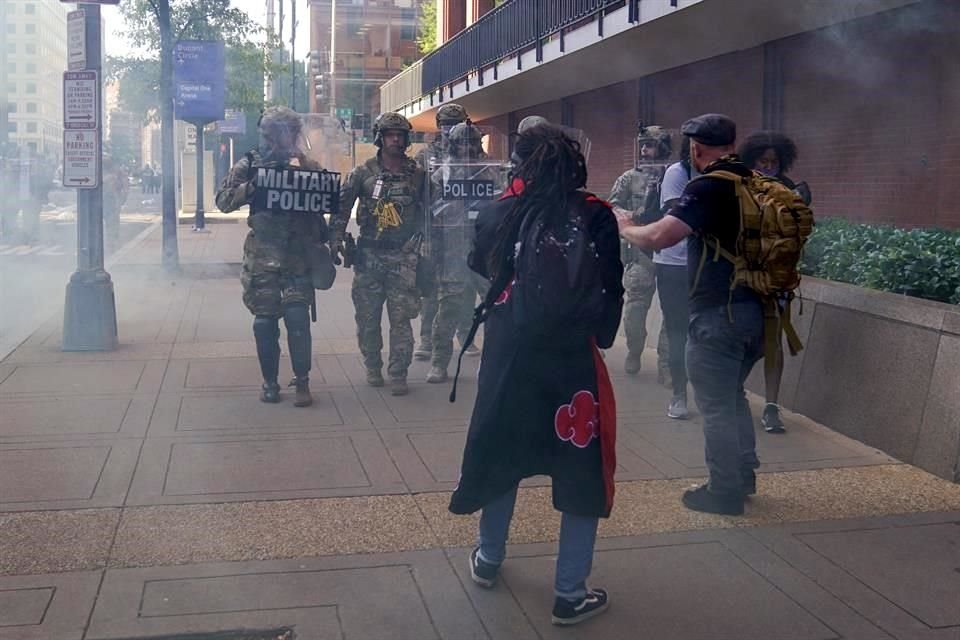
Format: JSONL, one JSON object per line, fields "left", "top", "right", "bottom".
{"left": 426, "top": 126, "right": 509, "bottom": 284}
{"left": 633, "top": 129, "right": 678, "bottom": 168}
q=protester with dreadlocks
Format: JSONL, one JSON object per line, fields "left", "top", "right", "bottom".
{"left": 449, "top": 124, "right": 624, "bottom": 626}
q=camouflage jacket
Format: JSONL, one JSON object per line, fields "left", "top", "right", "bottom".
{"left": 332, "top": 154, "right": 426, "bottom": 248}
{"left": 215, "top": 150, "right": 328, "bottom": 272}
{"left": 609, "top": 165, "right": 666, "bottom": 261}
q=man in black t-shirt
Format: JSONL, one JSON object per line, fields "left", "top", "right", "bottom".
{"left": 618, "top": 113, "right": 761, "bottom": 516}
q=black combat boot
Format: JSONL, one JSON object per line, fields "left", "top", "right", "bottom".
{"left": 260, "top": 382, "right": 281, "bottom": 403}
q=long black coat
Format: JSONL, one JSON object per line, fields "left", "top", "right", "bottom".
{"left": 449, "top": 187, "right": 624, "bottom": 518}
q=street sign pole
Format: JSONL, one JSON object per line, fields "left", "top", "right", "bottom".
{"left": 192, "top": 120, "right": 208, "bottom": 231}
{"left": 62, "top": 2, "right": 118, "bottom": 352}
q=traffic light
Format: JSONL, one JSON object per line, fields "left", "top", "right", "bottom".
{"left": 314, "top": 73, "right": 327, "bottom": 108}
{"left": 309, "top": 50, "right": 329, "bottom": 111}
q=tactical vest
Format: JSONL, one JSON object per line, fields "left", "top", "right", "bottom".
{"left": 355, "top": 157, "right": 424, "bottom": 247}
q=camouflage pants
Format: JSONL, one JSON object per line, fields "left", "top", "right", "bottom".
{"left": 352, "top": 248, "right": 422, "bottom": 379}
{"left": 431, "top": 281, "right": 476, "bottom": 369}
{"left": 241, "top": 232, "right": 313, "bottom": 317}
{"left": 623, "top": 256, "right": 670, "bottom": 373}
{"left": 419, "top": 290, "right": 438, "bottom": 344}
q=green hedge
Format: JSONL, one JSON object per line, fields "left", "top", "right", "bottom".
{"left": 800, "top": 218, "right": 960, "bottom": 305}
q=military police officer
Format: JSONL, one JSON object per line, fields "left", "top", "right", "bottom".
{"left": 425, "top": 121, "right": 500, "bottom": 383}
{"left": 332, "top": 112, "right": 426, "bottom": 396}
{"left": 215, "top": 106, "right": 326, "bottom": 407}
{"left": 608, "top": 125, "right": 673, "bottom": 377}
{"left": 414, "top": 103, "right": 470, "bottom": 362}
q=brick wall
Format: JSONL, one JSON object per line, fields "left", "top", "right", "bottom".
{"left": 780, "top": 3, "right": 951, "bottom": 227}
{"left": 486, "top": 0, "right": 960, "bottom": 228}
{"left": 566, "top": 82, "right": 635, "bottom": 196}
{"left": 651, "top": 48, "right": 764, "bottom": 137}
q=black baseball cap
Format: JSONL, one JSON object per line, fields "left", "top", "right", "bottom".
{"left": 681, "top": 113, "right": 736, "bottom": 146}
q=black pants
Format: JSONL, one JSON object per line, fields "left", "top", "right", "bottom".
{"left": 655, "top": 264, "right": 689, "bottom": 396}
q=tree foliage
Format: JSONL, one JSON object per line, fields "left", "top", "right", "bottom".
{"left": 417, "top": 0, "right": 438, "bottom": 55}
{"left": 119, "top": 0, "right": 261, "bottom": 52}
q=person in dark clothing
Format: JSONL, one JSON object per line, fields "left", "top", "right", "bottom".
{"left": 450, "top": 125, "right": 624, "bottom": 626}
{"left": 738, "top": 130, "right": 812, "bottom": 433}
{"left": 619, "top": 113, "right": 760, "bottom": 516}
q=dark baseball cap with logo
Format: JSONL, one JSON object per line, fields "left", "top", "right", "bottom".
{"left": 680, "top": 113, "right": 736, "bottom": 146}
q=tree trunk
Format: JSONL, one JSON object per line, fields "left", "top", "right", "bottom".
{"left": 158, "top": 0, "right": 179, "bottom": 269}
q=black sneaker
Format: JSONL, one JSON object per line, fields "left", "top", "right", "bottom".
{"left": 551, "top": 588, "right": 610, "bottom": 626}
{"left": 681, "top": 484, "right": 744, "bottom": 516}
{"left": 762, "top": 403, "right": 786, "bottom": 433}
{"left": 468, "top": 547, "right": 499, "bottom": 588}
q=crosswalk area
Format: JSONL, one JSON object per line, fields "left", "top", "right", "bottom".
{"left": 0, "top": 243, "right": 70, "bottom": 256}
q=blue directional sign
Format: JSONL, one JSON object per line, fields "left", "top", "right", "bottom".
{"left": 173, "top": 40, "right": 225, "bottom": 122}
{"left": 218, "top": 109, "right": 247, "bottom": 135}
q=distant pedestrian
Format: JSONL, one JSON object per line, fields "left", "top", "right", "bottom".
{"left": 738, "top": 130, "right": 813, "bottom": 434}
{"left": 141, "top": 164, "right": 155, "bottom": 194}
{"left": 450, "top": 124, "right": 623, "bottom": 626}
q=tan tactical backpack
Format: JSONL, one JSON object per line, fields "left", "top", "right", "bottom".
{"left": 693, "top": 170, "right": 815, "bottom": 356}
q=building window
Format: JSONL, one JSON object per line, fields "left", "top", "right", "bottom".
{"left": 26, "top": 122, "right": 38, "bottom": 133}
{"left": 26, "top": 103, "right": 37, "bottom": 113}
{"left": 6, "top": 63, "right": 14, "bottom": 74}
{"left": 6, "top": 103, "right": 15, "bottom": 114}
{"left": 25, "top": 24, "right": 36, "bottom": 35}
{"left": 25, "top": 83, "right": 36, "bottom": 94}
{"left": 400, "top": 9, "right": 415, "bottom": 40}
{"left": 25, "top": 44, "right": 37, "bottom": 55}
{"left": 6, "top": 44, "right": 14, "bottom": 54}
{"left": 28, "top": 142, "right": 37, "bottom": 152}
{"left": 25, "top": 3, "right": 36, "bottom": 14}
{"left": 5, "top": 24, "right": 14, "bottom": 35}
{"left": 25, "top": 63, "right": 36, "bottom": 74}
{"left": 8, "top": 123, "right": 16, "bottom": 133}
{"left": 6, "top": 83, "right": 14, "bottom": 95}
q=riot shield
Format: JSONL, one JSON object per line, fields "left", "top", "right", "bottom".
{"left": 300, "top": 112, "right": 354, "bottom": 177}
{"left": 425, "top": 124, "right": 509, "bottom": 285}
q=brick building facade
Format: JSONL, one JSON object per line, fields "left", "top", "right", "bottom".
{"left": 391, "top": 0, "right": 960, "bottom": 228}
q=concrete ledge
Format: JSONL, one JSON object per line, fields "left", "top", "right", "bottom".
{"left": 754, "top": 278, "right": 960, "bottom": 483}
{"left": 646, "top": 277, "right": 960, "bottom": 482}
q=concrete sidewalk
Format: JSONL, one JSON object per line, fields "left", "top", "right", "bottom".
{"left": 0, "top": 223, "right": 958, "bottom": 640}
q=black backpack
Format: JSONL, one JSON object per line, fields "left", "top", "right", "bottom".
{"left": 450, "top": 192, "right": 603, "bottom": 401}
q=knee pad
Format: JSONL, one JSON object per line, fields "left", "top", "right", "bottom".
{"left": 253, "top": 315, "right": 279, "bottom": 340}
{"left": 283, "top": 304, "right": 310, "bottom": 335}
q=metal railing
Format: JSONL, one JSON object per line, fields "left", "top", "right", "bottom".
{"left": 380, "top": 59, "right": 423, "bottom": 114}
{"left": 420, "top": 0, "right": 630, "bottom": 98}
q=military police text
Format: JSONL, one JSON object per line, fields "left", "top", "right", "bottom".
{"left": 253, "top": 167, "right": 342, "bottom": 214}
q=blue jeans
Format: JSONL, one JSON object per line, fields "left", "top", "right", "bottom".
{"left": 686, "top": 302, "right": 764, "bottom": 494}
{"left": 477, "top": 486, "right": 599, "bottom": 601}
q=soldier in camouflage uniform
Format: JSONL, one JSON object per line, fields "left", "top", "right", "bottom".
{"left": 414, "top": 103, "right": 470, "bottom": 362}
{"left": 608, "top": 125, "right": 673, "bottom": 378}
{"left": 425, "top": 122, "right": 500, "bottom": 383}
{"left": 331, "top": 112, "right": 426, "bottom": 396}
{"left": 215, "top": 106, "right": 326, "bottom": 407}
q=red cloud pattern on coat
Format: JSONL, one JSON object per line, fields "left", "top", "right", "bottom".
{"left": 555, "top": 390, "right": 600, "bottom": 448}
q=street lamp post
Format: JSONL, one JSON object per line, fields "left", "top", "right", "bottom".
{"left": 63, "top": 3, "right": 118, "bottom": 351}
